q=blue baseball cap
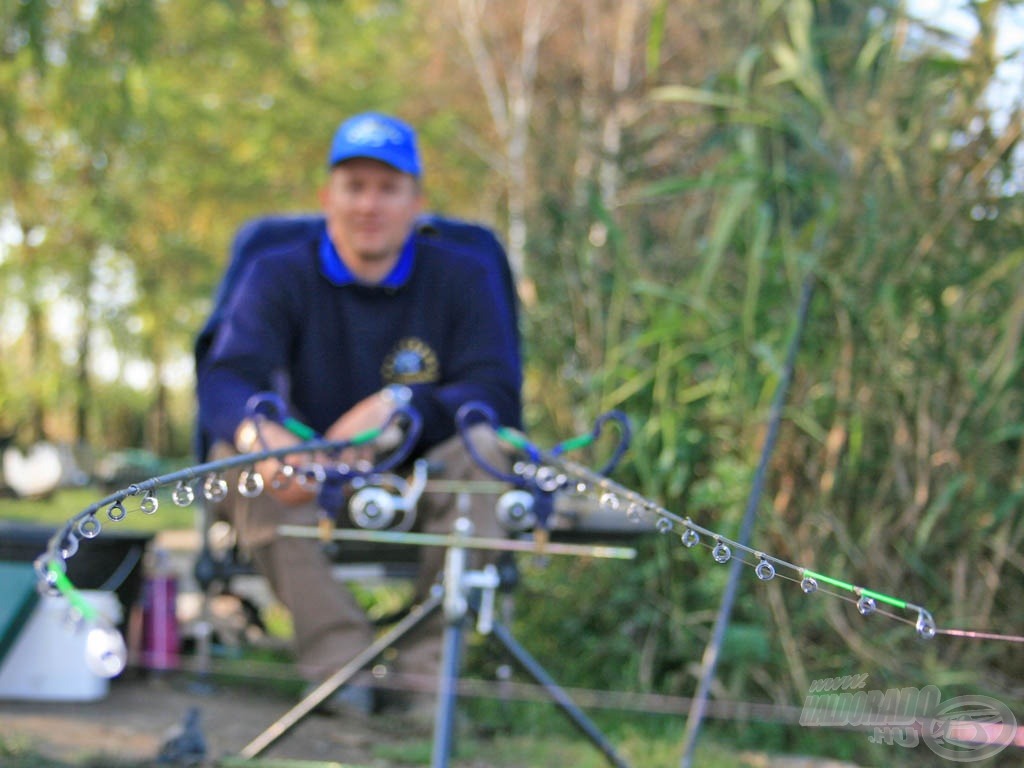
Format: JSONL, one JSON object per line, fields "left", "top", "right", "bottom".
{"left": 327, "top": 112, "right": 421, "bottom": 177}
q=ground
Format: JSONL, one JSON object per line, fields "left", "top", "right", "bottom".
{"left": 0, "top": 669, "right": 870, "bottom": 768}
{"left": 0, "top": 670, "right": 413, "bottom": 767}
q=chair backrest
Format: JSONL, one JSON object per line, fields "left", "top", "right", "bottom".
{"left": 193, "top": 213, "right": 519, "bottom": 461}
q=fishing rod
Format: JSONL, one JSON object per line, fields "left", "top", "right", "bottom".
{"left": 32, "top": 396, "right": 637, "bottom": 682}
{"left": 454, "top": 401, "right": 939, "bottom": 640}
{"left": 34, "top": 399, "right": 424, "bottom": 679}
{"left": 32, "top": 393, "right": 1020, "bottom": 688}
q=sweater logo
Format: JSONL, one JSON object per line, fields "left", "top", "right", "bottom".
{"left": 382, "top": 337, "right": 439, "bottom": 384}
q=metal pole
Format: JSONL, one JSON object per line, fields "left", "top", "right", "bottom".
{"left": 678, "top": 276, "right": 815, "bottom": 767}
{"left": 488, "top": 618, "right": 631, "bottom": 768}
{"left": 277, "top": 524, "right": 636, "bottom": 560}
{"left": 239, "top": 590, "right": 443, "bottom": 759}
{"left": 431, "top": 619, "right": 466, "bottom": 768}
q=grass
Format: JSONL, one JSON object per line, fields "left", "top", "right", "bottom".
{"left": 0, "top": 730, "right": 762, "bottom": 768}
{"left": 0, "top": 485, "right": 198, "bottom": 535}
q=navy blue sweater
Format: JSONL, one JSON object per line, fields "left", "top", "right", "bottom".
{"left": 196, "top": 224, "right": 522, "bottom": 452}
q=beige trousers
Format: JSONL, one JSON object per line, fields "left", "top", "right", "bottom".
{"left": 211, "top": 426, "right": 509, "bottom": 686}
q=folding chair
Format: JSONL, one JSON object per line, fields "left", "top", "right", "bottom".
{"left": 190, "top": 212, "right": 521, "bottom": 645}
{"left": 190, "top": 213, "right": 645, "bottom": 768}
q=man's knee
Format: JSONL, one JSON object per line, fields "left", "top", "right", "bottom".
{"left": 428, "top": 424, "right": 512, "bottom": 480}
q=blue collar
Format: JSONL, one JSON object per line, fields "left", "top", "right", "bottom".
{"left": 318, "top": 225, "right": 416, "bottom": 288}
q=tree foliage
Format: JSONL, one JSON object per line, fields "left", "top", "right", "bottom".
{"left": 1, "top": 0, "right": 432, "bottom": 451}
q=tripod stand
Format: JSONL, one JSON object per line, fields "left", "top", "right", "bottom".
{"left": 238, "top": 518, "right": 635, "bottom": 768}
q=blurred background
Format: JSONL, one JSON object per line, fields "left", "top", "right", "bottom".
{"left": 1, "top": 1, "right": 1023, "bottom": 764}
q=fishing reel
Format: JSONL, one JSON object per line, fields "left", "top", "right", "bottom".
{"left": 346, "top": 458, "right": 428, "bottom": 531}
{"left": 455, "top": 401, "right": 631, "bottom": 536}
{"left": 240, "top": 391, "right": 428, "bottom": 538}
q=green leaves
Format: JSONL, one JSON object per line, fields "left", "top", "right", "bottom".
{"left": 545, "top": 0, "right": 1024, "bottom": 710}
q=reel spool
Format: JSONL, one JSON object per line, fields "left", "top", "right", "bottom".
{"left": 495, "top": 488, "right": 536, "bottom": 532}
{"left": 348, "top": 484, "right": 402, "bottom": 530}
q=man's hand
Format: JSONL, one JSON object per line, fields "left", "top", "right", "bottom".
{"left": 235, "top": 387, "right": 409, "bottom": 506}
{"left": 235, "top": 418, "right": 316, "bottom": 506}
{"left": 324, "top": 388, "right": 406, "bottom": 465}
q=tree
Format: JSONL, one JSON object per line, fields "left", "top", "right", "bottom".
{"left": 0, "top": 0, "right": 436, "bottom": 452}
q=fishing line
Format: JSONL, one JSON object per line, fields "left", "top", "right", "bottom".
{"left": 935, "top": 629, "right": 1024, "bottom": 644}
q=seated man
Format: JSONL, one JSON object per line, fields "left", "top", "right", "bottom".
{"left": 195, "top": 111, "right": 522, "bottom": 714}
